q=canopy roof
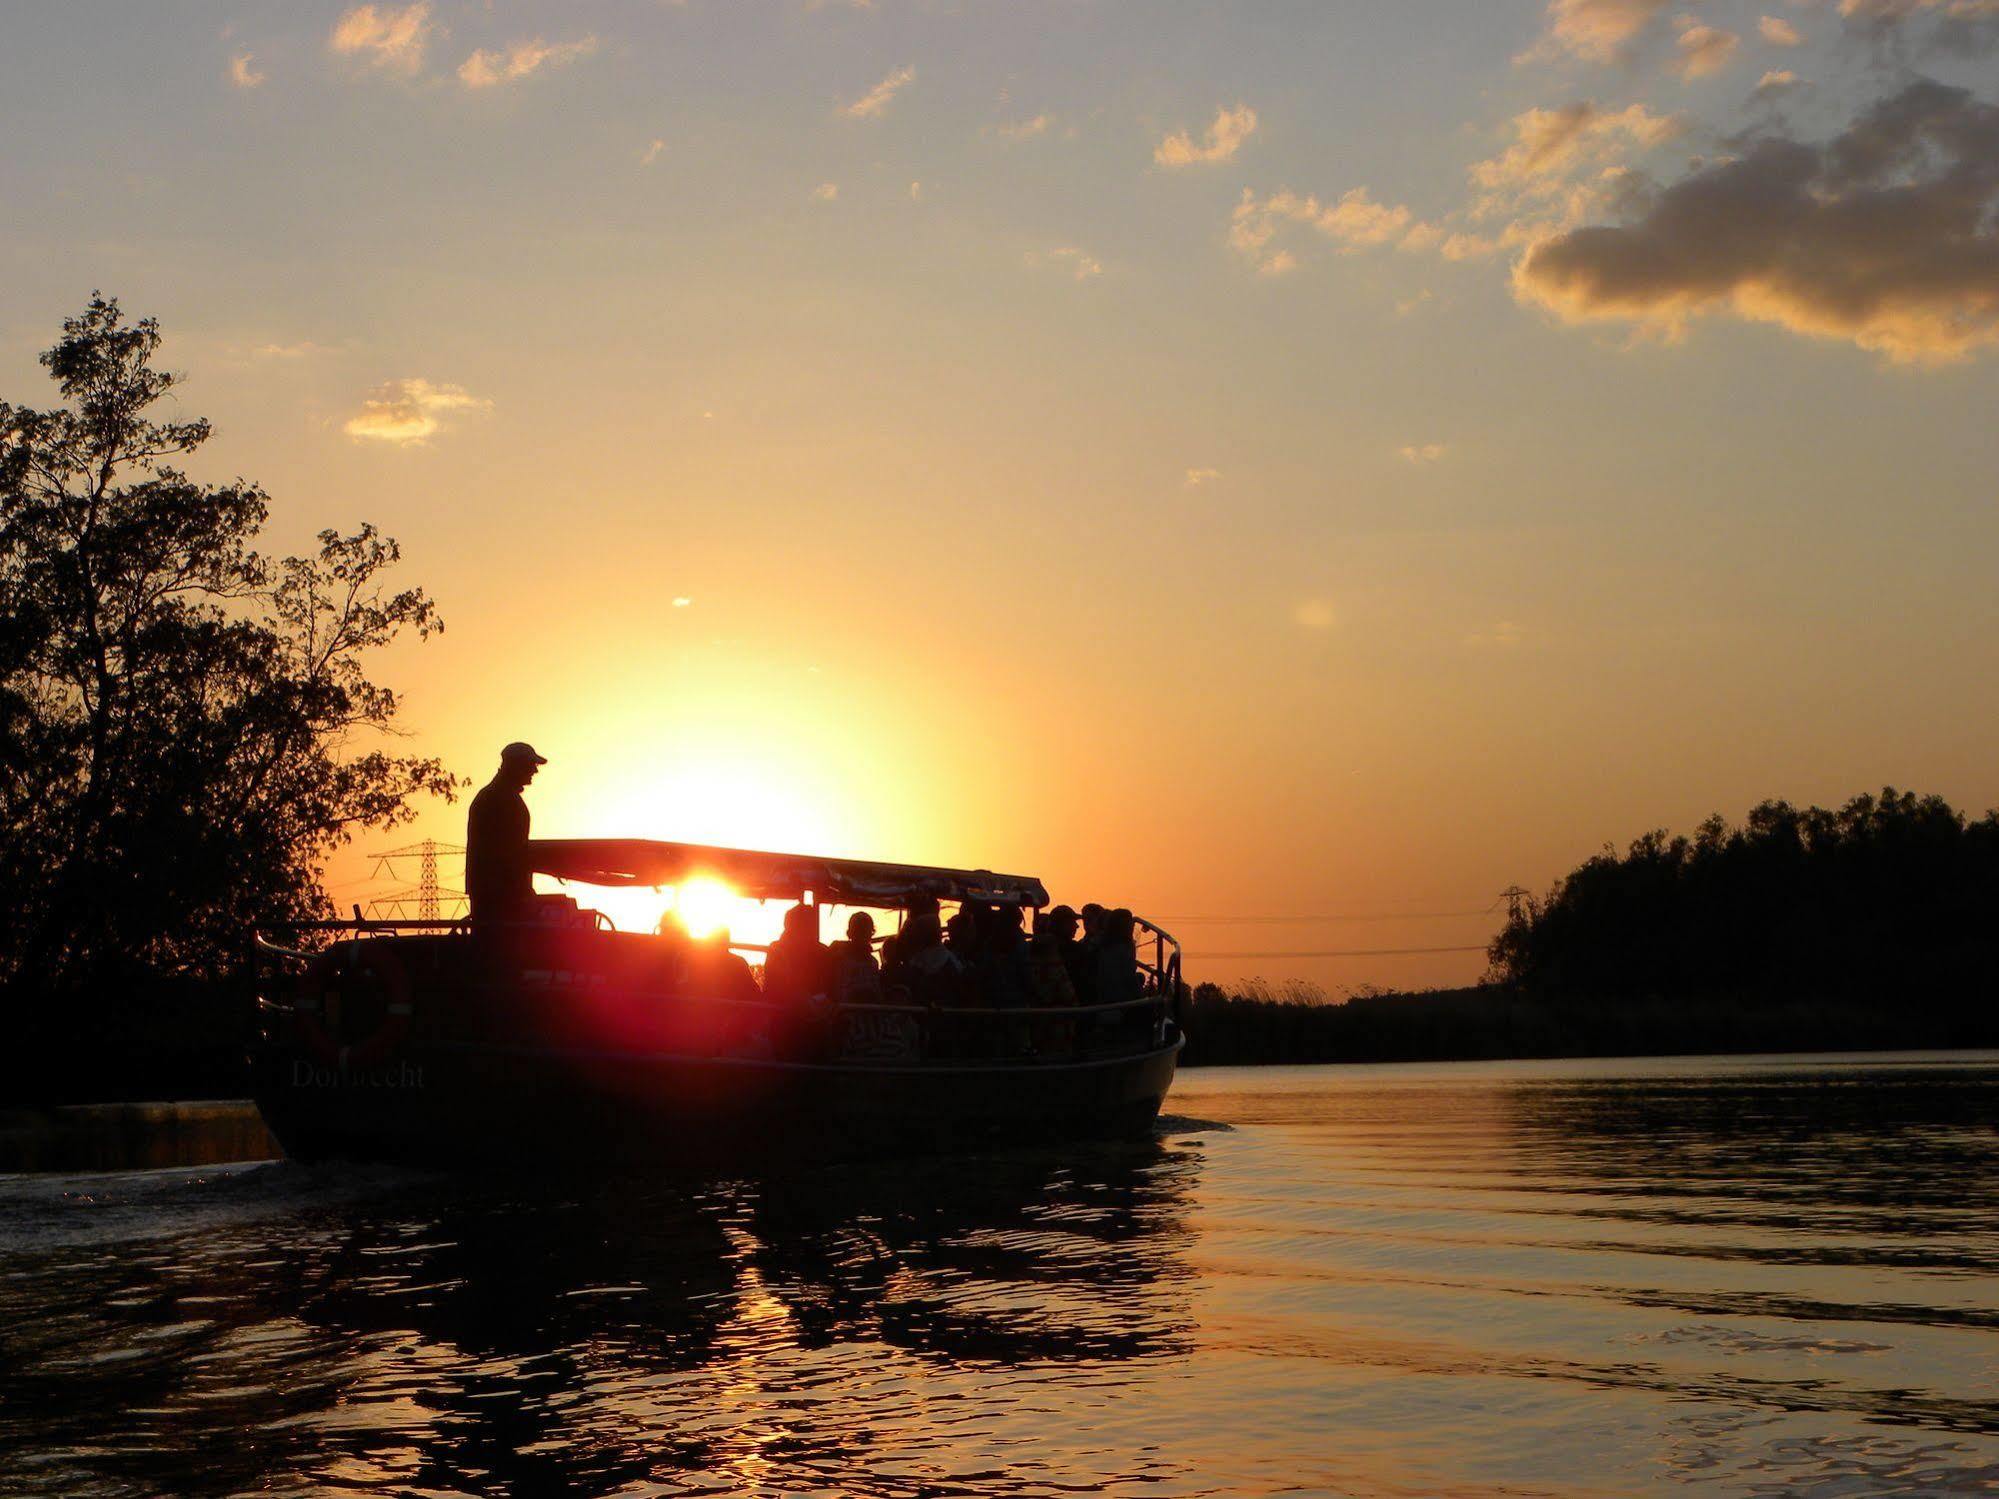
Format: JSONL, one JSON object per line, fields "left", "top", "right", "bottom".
{"left": 528, "top": 838, "right": 1048, "bottom": 908}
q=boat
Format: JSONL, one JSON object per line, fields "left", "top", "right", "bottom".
{"left": 249, "top": 838, "right": 1184, "bottom": 1166}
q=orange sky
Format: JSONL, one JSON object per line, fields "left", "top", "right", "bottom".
{"left": 4, "top": 2, "right": 1997, "bottom": 989}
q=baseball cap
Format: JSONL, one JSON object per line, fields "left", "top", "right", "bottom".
{"left": 501, "top": 741, "right": 548, "bottom": 765}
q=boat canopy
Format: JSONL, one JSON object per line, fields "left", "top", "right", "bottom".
{"left": 527, "top": 838, "right": 1048, "bottom": 908}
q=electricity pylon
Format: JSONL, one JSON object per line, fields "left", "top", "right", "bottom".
{"left": 365, "top": 839, "right": 468, "bottom": 920}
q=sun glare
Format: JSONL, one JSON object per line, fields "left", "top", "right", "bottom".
{"left": 671, "top": 877, "right": 741, "bottom": 939}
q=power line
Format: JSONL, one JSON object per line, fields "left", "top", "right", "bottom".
{"left": 1185, "top": 943, "right": 1491, "bottom": 959}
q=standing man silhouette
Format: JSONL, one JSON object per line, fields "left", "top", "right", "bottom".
{"left": 466, "top": 742, "right": 545, "bottom": 926}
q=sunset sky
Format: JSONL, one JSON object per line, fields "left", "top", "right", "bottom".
{"left": 4, "top": 1, "right": 1996, "bottom": 987}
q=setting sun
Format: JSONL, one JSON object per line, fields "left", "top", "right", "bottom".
{"left": 670, "top": 877, "right": 745, "bottom": 941}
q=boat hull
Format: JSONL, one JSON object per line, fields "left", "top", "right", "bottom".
{"left": 251, "top": 1033, "right": 1183, "bottom": 1167}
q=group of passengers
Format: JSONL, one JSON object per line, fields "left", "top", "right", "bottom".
{"left": 760, "top": 897, "right": 1146, "bottom": 1016}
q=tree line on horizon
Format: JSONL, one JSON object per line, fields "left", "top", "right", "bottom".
{"left": 1180, "top": 788, "right": 1999, "bottom": 1065}
{"left": 1487, "top": 789, "right": 1999, "bottom": 1006}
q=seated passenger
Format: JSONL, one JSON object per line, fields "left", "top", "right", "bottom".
{"left": 1030, "top": 910, "right": 1080, "bottom": 1055}
{"left": 686, "top": 928, "right": 760, "bottom": 1005}
{"left": 944, "top": 908, "right": 981, "bottom": 965}
{"left": 1095, "top": 908, "right": 1142, "bottom": 1006}
{"left": 979, "top": 904, "right": 1034, "bottom": 1007}
{"left": 652, "top": 910, "right": 694, "bottom": 992}
{"left": 1043, "top": 904, "right": 1085, "bottom": 993}
{"left": 1073, "top": 903, "right": 1109, "bottom": 1003}
{"left": 762, "top": 903, "right": 831, "bottom": 1005}
{"left": 899, "top": 913, "right": 966, "bottom": 1004}
{"left": 830, "top": 911, "right": 883, "bottom": 1002}
{"left": 1030, "top": 912, "right": 1079, "bottom": 1008}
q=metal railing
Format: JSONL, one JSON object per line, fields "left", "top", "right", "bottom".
{"left": 253, "top": 907, "right": 1185, "bottom": 1064}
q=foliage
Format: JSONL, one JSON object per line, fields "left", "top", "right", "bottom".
{"left": 0, "top": 294, "right": 454, "bottom": 1000}
{"left": 1180, "top": 786, "right": 1999, "bottom": 1066}
{"left": 1487, "top": 789, "right": 1999, "bottom": 1005}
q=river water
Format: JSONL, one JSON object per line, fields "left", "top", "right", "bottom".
{"left": 2, "top": 1054, "right": 1996, "bottom": 1497}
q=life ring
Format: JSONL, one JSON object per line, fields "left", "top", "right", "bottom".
{"left": 294, "top": 943, "right": 414, "bottom": 1070}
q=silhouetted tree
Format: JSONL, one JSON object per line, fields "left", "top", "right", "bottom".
{"left": 1488, "top": 789, "right": 1999, "bottom": 1013}
{"left": 0, "top": 294, "right": 454, "bottom": 1008}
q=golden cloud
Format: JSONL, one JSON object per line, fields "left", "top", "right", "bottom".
{"left": 1470, "top": 103, "right": 1682, "bottom": 193}
{"left": 1155, "top": 104, "right": 1258, "bottom": 166}
{"left": 842, "top": 65, "right": 914, "bottom": 119}
{"left": 1045, "top": 246, "right": 1103, "bottom": 280}
{"left": 1671, "top": 18, "right": 1741, "bottom": 79}
{"left": 1230, "top": 186, "right": 1435, "bottom": 274}
{"left": 343, "top": 378, "right": 492, "bottom": 445}
{"left": 458, "top": 36, "right": 597, "bottom": 89}
{"left": 1524, "top": 0, "right": 1672, "bottom": 62}
{"left": 1514, "top": 80, "right": 1999, "bottom": 364}
{"left": 998, "top": 114, "right": 1053, "bottom": 141}
{"left": 330, "top": 3, "right": 433, "bottom": 75}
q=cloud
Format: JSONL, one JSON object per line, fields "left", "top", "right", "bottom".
{"left": 1470, "top": 102, "right": 1683, "bottom": 194}
{"left": 1185, "top": 467, "right": 1222, "bottom": 486}
{"left": 842, "top": 64, "right": 914, "bottom": 119}
{"left": 1294, "top": 599, "right": 1338, "bottom": 631}
{"left": 228, "top": 52, "right": 265, "bottom": 89}
{"left": 1236, "top": 104, "right": 1681, "bottom": 279}
{"left": 343, "top": 378, "right": 491, "bottom": 445}
{"left": 1043, "top": 246, "right": 1102, "bottom": 280}
{"left": 458, "top": 35, "right": 596, "bottom": 89}
{"left": 998, "top": 114, "right": 1052, "bottom": 140}
{"left": 1759, "top": 15, "right": 1804, "bottom": 44}
{"left": 1399, "top": 442, "right": 1448, "bottom": 463}
{"left": 1837, "top": 0, "right": 1999, "bottom": 17}
{"left": 329, "top": 3, "right": 433, "bottom": 75}
{"left": 811, "top": 181, "right": 839, "bottom": 201}
{"left": 1231, "top": 186, "right": 1437, "bottom": 273}
{"left": 1832, "top": 0, "right": 1999, "bottom": 48}
{"left": 252, "top": 341, "right": 329, "bottom": 360}
{"left": 1755, "top": 68, "right": 1805, "bottom": 95}
{"left": 1524, "top": 0, "right": 1672, "bottom": 62}
{"left": 1155, "top": 104, "right": 1259, "bottom": 166}
{"left": 641, "top": 138, "right": 666, "bottom": 166}
{"left": 1672, "top": 17, "right": 1741, "bottom": 78}
{"left": 1513, "top": 79, "right": 1999, "bottom": 363}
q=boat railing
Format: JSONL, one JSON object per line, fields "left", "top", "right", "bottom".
{"left": 258, "top": 913, "right": 1182, "bottom": 994}
{"left": 253, "top": 909, "right": 1185, "bottom": 1062}
{"left": 255, "top": 936, "right": 1165, "bottom": 1022}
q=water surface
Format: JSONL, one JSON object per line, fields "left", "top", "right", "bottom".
{"left": 3, "top": 1053, "right": 1996, "bottom": 1496}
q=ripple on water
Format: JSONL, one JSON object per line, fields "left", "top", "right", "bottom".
{"left": 1, "top": 1056, "right": 1998, "bottom": 1496}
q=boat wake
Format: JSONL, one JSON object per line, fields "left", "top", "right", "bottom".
{"left": 0, "top": 1158, "right": 432, "bottom": 1256}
